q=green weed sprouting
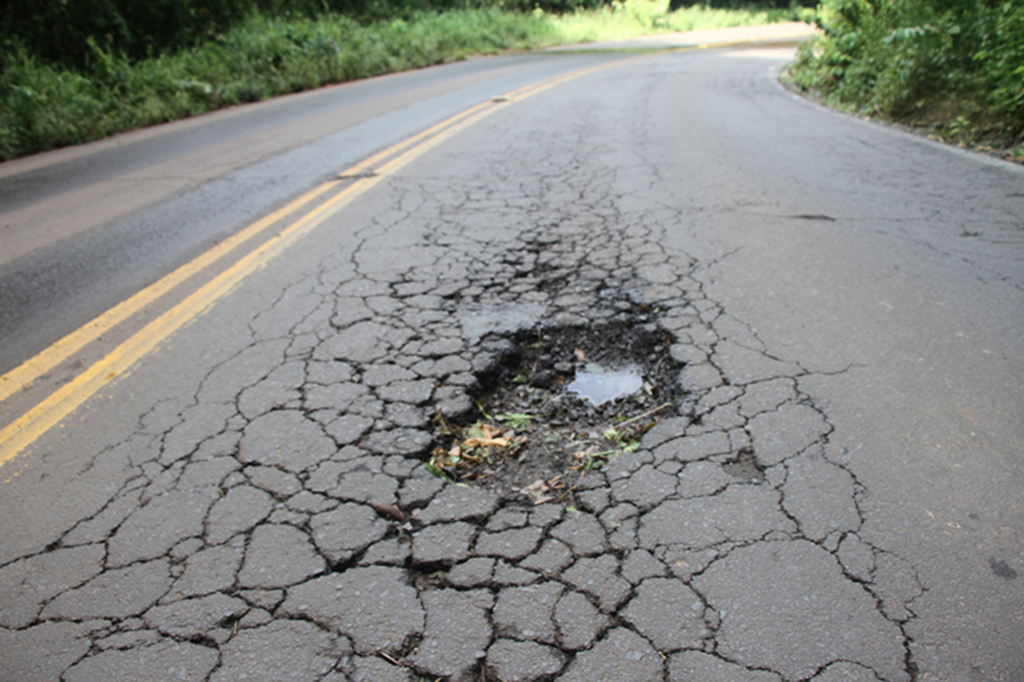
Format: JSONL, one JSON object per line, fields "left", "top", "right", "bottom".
{"left": 498, "top": 412, "right": 536, "bottom": 430}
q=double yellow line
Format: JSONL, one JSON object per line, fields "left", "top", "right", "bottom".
{"left": 0, "top": 58, "right": 629, "bottom": 470}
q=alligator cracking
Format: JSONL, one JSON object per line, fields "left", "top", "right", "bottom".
{"left": 0, "top": 126, "right": 925, "bottom": 681}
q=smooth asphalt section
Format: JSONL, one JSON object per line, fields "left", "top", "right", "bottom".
{"left": 1, "top": 23, "right": 1022, "bottom": 682}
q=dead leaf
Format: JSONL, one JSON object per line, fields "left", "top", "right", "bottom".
{"left": 520, "top": 479, "right": 555, "bottom": 504}
{"left": 463, "top": 437, "right": 512, "bottom": 448}
{"left": 571, "top": 445, "right": 599, "bottom": 460}
{"left": 370, "top": 503, "right": 405, "bottom": 522}
{"left": 468, "top": 423, "right": 506, "bottom": 440}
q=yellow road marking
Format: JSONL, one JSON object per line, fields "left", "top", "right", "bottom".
{"left": 0, "top": 180, "right": 337, "bottom": 405}
{"left": 0, "top": 97, "right": 499, "bottom": 407}
{"left": 0, "top": 36, "right": 763, "bottom": 469}
{"left": 0, "top": 58, "right": 635, "bottom": 468}
{"left": 0, "top": 61, "right": 615, "bottom": 413}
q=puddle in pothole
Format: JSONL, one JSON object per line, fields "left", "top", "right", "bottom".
{"left": 427, "top": 319, "right": 687, "bottom": 503}
{"left": 567, "top": 364, "right": 644, "bottom": 406}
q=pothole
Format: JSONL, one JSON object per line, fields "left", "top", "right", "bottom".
{"left": 427, "top": 317, "right": 686, "bottom": 504}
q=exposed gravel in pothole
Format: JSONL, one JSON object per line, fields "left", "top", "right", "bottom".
{"left": 427, "top": 318, "right": 685, "bottom": 504}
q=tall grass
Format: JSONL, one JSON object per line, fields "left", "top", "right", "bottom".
{"left": 1, "top": 2, "right": 799, "bottom": 161}
{"left": 0, "top": 9, "right": 556, "bottom": 160}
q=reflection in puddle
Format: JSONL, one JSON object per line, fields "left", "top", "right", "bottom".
{"left": 567, "top": 364, "right": 644, "bottom": 406}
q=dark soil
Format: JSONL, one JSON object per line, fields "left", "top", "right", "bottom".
{"left": 429, "top": 321, "right": 686, "bottom": 505}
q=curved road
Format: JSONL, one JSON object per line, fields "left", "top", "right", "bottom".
{"left": 1, "top": 25, "right": 1022, "bottom": 682}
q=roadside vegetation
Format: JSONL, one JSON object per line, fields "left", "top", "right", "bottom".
{"left": 540, "top": 0, "right": 805, "bottom": 43}
{"left": 789, "top": 0, "right": 1024, "bottom": 159}
{"left": 0, "top": 0, "right": 807, "bottom": 161}
{"left": 0, "top": 9, "right": 553, "bottom": 160}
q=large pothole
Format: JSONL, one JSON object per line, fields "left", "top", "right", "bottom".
{"left": 428, "top": 318, "right": 685, "bottom": 504}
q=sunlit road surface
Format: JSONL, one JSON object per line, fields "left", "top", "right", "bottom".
{"left": 1, "top": 23, "right": 1022, "bottom": 682}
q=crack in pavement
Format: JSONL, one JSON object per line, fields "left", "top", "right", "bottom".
{"left": 0, "top": 95, "right": 931, "bottom": 682}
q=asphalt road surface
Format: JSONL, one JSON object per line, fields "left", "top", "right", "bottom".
{"left": 1, "top": 25, "right": 1022, "bottom": 682}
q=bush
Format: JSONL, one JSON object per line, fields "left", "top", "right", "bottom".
{"left": 0, "top": 9, "right": 558, "bottom": 160}
{"left": 0, "top": 0, "right": 588, "bottom": 69}
{"left": 0, "top": 2, "right": 799, "bottom": 160}
{"left": 791, "top": 0, "right": 1024, "bottom": 148}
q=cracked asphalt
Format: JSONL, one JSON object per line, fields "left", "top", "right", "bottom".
{"left": 2, "top": 38, "right": 1023, "bottom": 682}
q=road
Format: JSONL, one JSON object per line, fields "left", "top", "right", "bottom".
{"left": 1, "top": 24, "right": 1022, "bottom": 682}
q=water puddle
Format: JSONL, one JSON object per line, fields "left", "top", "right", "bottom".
{"left": 567, "top": 364, "right": 644, "bottom": 406}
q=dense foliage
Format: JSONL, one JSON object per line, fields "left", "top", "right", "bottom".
{"left": 0, "top": 0, "right": 606, "bottom": 70}
{"left": 791, "top": 0, "right": 1024, "bottom": 150}
{"left": 0, "top": 9, "right": 555, "bottom": 160}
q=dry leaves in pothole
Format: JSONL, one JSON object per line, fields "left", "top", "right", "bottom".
{"left": 516, "top": 476, "right": 568, "bottom": 504}
{"left": 569, "top": 445, "right": 618, "bottom": 472}
{"left": 426, "top": 419, "right": 527, "bottom": 481}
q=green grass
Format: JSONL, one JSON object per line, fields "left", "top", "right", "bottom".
{"left": 0, "top": 9, "right": 556, "bottom": 160}
{"left": 0, "top": 2, "right": 802, "bottom": 161}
